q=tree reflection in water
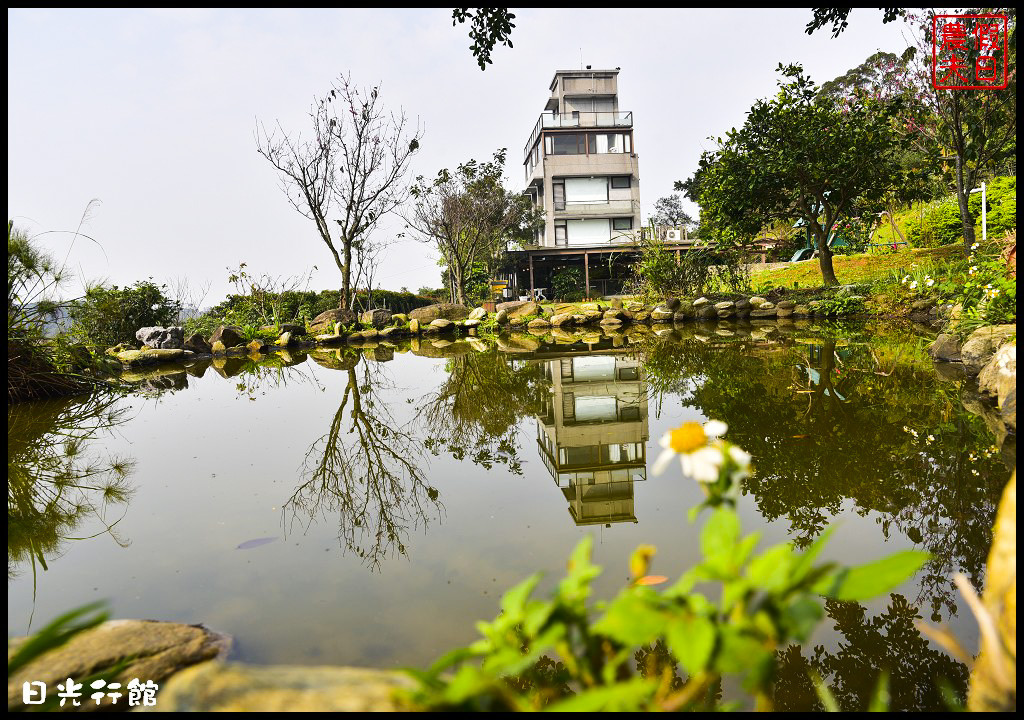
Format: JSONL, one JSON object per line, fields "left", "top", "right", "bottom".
{"left": 416, "top": 348, "right": 548, "bottom": 474}
{"left": 284, "top": 356, "right": 442, "bottom": 570}
{"left": 8, "top": 390, "right": 135, "bottom": 607}
{"left": 640, "top": 323, "right": 1005, "bottom": 620}
{"left": 774, "top": 595, "right": 968, "bottom": 711}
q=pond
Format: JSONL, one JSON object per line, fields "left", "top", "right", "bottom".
{"left": 8, "top": 320, "right": 1013, "bottom": 711}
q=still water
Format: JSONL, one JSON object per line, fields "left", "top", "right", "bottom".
{"left": 8, "top": 320, "right": 1011, "bottom": 710}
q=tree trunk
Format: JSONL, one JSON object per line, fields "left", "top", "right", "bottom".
{"left": 340, "top": 240, "right": 353, "bottom": 310}
{"left": 815, "top": 228, "right": 838, "bottom": 285}
{"left": 955, "top": 154, "right": 977, "bottom": 255}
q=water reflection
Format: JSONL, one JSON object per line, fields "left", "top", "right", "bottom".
{"left": 533, "top": 353, "right": 648, "bottom": 526}
{"left": 639, "top": 324, "right": 1005, "bottom": 620}
{"left": 284, "top": 358, "right": 442, "bottom": 570}
{"left": 8, "top": 391, "right": 134, "bottom": 586}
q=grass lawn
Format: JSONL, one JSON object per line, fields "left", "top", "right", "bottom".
{"left": 749, "top": 244, "right": 964, "bottom": 289}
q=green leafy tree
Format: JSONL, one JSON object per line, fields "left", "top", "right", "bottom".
{"left": 805, "top": 8, "right": 906, "bottom": 37}
{"left": 651, "top": 194, "right": 695, "bottom": 229}
{"left": 691, "top": 64, "right": 908, "bottom": 285}
{"left": 68, "top": 280, "right": 179, "bottom": 349}
{"left": 406, "top": 149, "right": 543, "bottom": 305}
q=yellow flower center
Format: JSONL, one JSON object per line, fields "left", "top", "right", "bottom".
{"left": 669, "top": 423, "right": 707, "bottom": 453}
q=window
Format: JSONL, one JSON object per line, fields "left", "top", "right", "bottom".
{"left": 564, "top": 177, "right": 608, "bottom": 204}
{"left": 610, "top": 176, "right": 631, "bottom": 189}
{"left": 612, "top": 217, "right": 633, "bottom": 231}
{"left": 553, "top": 182, "right": 565, "bottom": 211}
{"left": 587, "top": 132, "right": 632, "bottom": 154}
{"left": 554, "top": 221, "right": 567, "bottom": 246}
{"left": 550, "top": 133, "right": 585, "bottom": 155}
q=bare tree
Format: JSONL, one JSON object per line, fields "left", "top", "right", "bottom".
{"left": 256, "top": 74, "right": 422, "bottom": 309}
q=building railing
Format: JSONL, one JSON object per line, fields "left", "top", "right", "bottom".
{"left": 524, "top": 111, "right": 633, "bottom": 162}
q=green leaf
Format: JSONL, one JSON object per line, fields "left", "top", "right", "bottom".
{"left": 592, "top": 590, "right": 667, "bottom": 646}
{"left": 500, "top": 573, "right": 542, "bottom": 620}
{"left": 544, "top": 678, "right": 658, "bottom": 712}
{"left": 665, "top": 613, "right": 717, "bottom": 675}
{"left": 746, "top": 543, "right": 795, "bottom": 592}
{"left": 813, "top": 551, "right": 929, "bottom": 601}
{"left": 8, "top": 601, "right": 109, "bottom": 676}
{"left": 700, "top": 508, "right": 742, "bottom": 574}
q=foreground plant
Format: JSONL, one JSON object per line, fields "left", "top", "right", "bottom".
{"left": 406, "top": 421, "right": 928, "bottom": 711}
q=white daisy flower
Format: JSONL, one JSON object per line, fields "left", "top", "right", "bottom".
{"left": 925, "top": 278, "right": 934, "bottom": 287}
{"left": 909, "top": 281, "right": 918, "bottom": 290}
{"left": 652, "top": 420, "right": 728, "bottom": 483}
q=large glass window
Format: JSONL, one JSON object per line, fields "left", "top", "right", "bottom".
{"left": 550, "top": 133, "right": 585, "bottom": 155}
{"left": 588, "top": 132, "right": 631, "bottom": 154}
{"left": 610, "top": 176, "right": 631, "bottom": 189}
{"left": 612, "top": 217, "right": 633, "bottom": 231}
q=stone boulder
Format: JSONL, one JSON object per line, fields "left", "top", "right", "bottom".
{"left": 136, "top": 326, "right": 184, "bottom": 350}
{"left": 776, "top": 300, "right": 796, "bottom": 310}
{"left": 696, "top": 305, "right": 719, "bottom": 320}
{"left": 425, "top": 318, "right": 454, "bottom": 333}
{"left": 978, "top": 342, "right": 1016, "bottom": 415}
{"left": 359, "top": 309, "right": 392, "bottom": 329}
{"left": 468, "top": 307, "right": 488, "bottom": 321}
{"left": 961, "top": 325, "right": 1017, "bottom": 375}
{"left": 408, "top": 318, "right": 420, "bottom": 334}
{"left": 550, "top": 313, "right": 574, "bottom": 327}
{"left": 278, "top": 322, "right": 306, "bottom": 337}
{"left": 927, "top": 333, "right": 962, "bottom": 362}
{"left": 210, "top": 326, "right": 247, "bottom": 349}
{"left": 693, "top": 297, "right": 710, "bottom": 308}
{"left": 528, "top": 317, "right": 551, "bottom": 329}
{"left": 115, "top": 348, "right": 185, "bottom": 368}
{"left": 409, "top": 303, "right": 471, "bottom": 324}
{"left": 650, "top": 307, "right": 675, "bottom": 322}
{"left": 663, "top": 297, "right": 681, "bottom": 311}
{"left": 309, "top": 308, "right": 357, "bottom": 334}
{"left": 7, "top": 619, "right": 229, "bottom": 711}
{"left": 184, "top": 333, "right": 212, "bottom": 354}
{"left": 152, "top": 663, "right": 415, "bottom": 712}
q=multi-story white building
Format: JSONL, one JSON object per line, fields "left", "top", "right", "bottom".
{"left": 506, "top": 67, "right": 654, "bottom": 300}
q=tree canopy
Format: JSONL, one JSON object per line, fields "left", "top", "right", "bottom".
{"left": 689, "top": 64, "right": 909, "bottom": 285}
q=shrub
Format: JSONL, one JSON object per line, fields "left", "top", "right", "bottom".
{"left": 551, "top": 267, "right": 584, "bottom": 302}
{"left": 905, "top": 197, "right": 964, "bottom": 248}
{"left": 970, "top": 176, "right": 1016, "bottom": 239}
{"left": 68, "top": 281, "right": 179, "bottom": 349}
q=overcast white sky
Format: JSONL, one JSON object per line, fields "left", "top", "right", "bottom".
{"left": 8, "top": 8, "right": 913, "bottom": 304}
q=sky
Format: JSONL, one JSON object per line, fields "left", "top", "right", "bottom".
{"left": 8, "top": 8, "right": 915, "bottom": 305}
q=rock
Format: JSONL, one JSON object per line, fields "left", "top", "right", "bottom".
{"left": 600, "top": 317, "right": 623, "bottom": 327}
{"left": 462, "top": 318, "right": 481, "bottom": 328}
{"left": 7, "top": 619, "right": 229, "bottom": 711}
{"left": 603, "top": 308, "right": 627, "bottom": 322}
{"left": 310, "top": 349, "right": 360, "bottom": 371}
{"left": 407, "top": 303, "right": 469, "bottom": 324}
{"left": 509, "top": 317, "right": 525, "bottom": 327}
{"left": 650, "top": 307, "right": 675, "bottom": 322}
{"left": 136, "top": 326, "right": 184, "bottom": 350}
{"left": 961, "top": 325, "right": 1017, "bottom": 375}
{"left": 714, "top": 301, "right": 735, "bottom": 311}
{"left": 314, "top": 334, "right": 345, "bottom": 345}
{"left": 149, "top": 660, "right": 415, "bottom": 712}
{"left": 610, "top": 298, "right": 623, "bottom": 309}
{"left": 246, "top": 339, "right": 269, "bottom": 355}
{"left": 717, "top": 308, "right": 735, "bottom": 319}
{"left": 495, "top": 300, "right": 539, "bottom": 318}
{"left": 663, "top": 297, "right": 681, "bottom": 311}
{"left": 582, "top": 310, "right": 603, "bottom": 324}
{"left": 978, "top": 343, "right": 1016, "bottom": 406}
{"left": 378, "top": 326, "right": 406, "bottom": 339}
{"left": 1002, "top": 388, "right": 1016, "bottom": 431}
{"left": 749, "top": 296, "right": 769, "bottom": 309}
{"left": 309, "top": 308, "right": 357, "bottom": 334}
{"left": 275, "top": 331, "right": 293, "bottom": 347}
{"left": 357, "top": 329, "right": 380, "bottom": 341}
{"left": 528, "top": 317, "right": 551, "bottom": 329}
{"left": 184, "top": 333, "right": 212, "bottom": 354}
{"left": 550, "top": 313, "right": 574, "bottom": 327}
{"left": 735, "top": 298, "right": 752, "bottom": 312}
{"left": 776, "top": 300, "right": 796, "bottom": 310}
{"left": 632, "top": 310, "right": 651, "bottom": 323}
{"left": 911, "top": 299, "right": 932, "bottom": 312}
{"left": 793, "top": 305, "right": 810, "bottom": 317}
{"left": 495, "top": 309, "right": 509, "bottom": 324}
{"left": 468, "top": 307, "right": 487, "bottom": 321}
{"left": 359, "top": 309, "right": 392, "bottom": 328}
{"left": 210, "top": 326, "right": 246, "bottom": 349}
{"left": 425, "top": 318, "right": 453, "bottom": 333}
{"left": 367, "top": 345, "right": 394, "bottom": 363}
{"left": 696, "top": 305, "right": 718, "bottom": 320}
{"left": 693, "top": 297, "right": 710, "bottom": 308}
{"left": 390, "top": 313, "right": 407, "bottom": 325}
{"left": 749, "top": 308, "right": 777, "bottom": 318}
{"left": 114, "top": 348, "right": 185, "bottom": 368}
{"left": 408, "top": 318, "right": 420, "bottom": 334}
{"left": 776, "top": 307, "right": 795, "bottom": 318}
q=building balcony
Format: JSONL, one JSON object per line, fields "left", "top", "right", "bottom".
{"left": 524, "top": 111, "right": 633, "bottom": 161}
{"left": 554, "top": 199, "right": 636, "bottom": 218}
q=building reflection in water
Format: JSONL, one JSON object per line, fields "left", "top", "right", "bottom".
{"left": 534, "top": 352, "right": 648, "bottom": 526}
